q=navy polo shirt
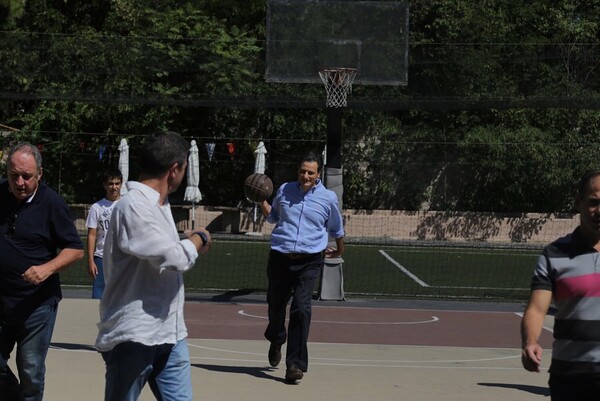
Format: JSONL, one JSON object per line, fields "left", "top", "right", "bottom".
{"left": 0, "top": 180, "right": 83, "bottom": 319}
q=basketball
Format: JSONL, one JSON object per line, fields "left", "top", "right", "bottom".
{"left": 244, "top": 173, "right": 273, "bottom": 202}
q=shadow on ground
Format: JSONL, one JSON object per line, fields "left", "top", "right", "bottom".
{"left": 192, "top": 363, "right": 287, "bottom": 384}
{"left": 50, "top": 342, "right": 97, "bottom": 352}
{"left": 478, "top": 382, "right": 549, "bottom": 396}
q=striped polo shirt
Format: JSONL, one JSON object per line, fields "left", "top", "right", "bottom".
{"left": 532, "top": 227, "right": 600, "bottom": 376}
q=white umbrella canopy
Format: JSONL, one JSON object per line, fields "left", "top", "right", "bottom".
{"left": 184, "top": 140, "right": 202, "bottom": 203}
{"left": 254, "top": 141, "right": 267, "bottom": 174}
{"left": 118, "top": 138, "right": 129, "bottom": 195}
{"left": 184, "top": 140, "right": 202, "bottom": 229}
{"left": 251, "top": 141, "right": 268, "bottom": 230}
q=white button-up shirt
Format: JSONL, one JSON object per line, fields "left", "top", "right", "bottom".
{"left": 95, "top": 181, "right": 198, "bottom": 352}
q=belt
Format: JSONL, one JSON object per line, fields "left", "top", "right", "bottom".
{"left": 284, "top": 252, "right": 321, "bottom": 260}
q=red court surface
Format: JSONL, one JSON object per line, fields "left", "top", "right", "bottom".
{"left": 184, "top": 300, "right": 554, "bottom": 349}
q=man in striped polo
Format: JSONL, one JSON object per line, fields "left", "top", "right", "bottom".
{"left": 521, "top": 169, "right": 600, "bottom": 400}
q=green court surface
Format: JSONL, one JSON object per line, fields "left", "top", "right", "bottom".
{"left": 62, "top": 236, "right": 540, "bottom": 301}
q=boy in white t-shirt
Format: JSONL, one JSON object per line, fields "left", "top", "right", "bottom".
{"left": 86, "top": 169, "right": 122, "bottom": 299}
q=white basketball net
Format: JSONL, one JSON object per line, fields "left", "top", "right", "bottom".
{"left": 318, "top": 68, "right": 358, "bottom": 108}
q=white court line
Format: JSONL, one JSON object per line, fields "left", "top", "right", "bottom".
{"left": 237, "top": 310, "right": 439, "bottom": 325}
{"left": 188, "top": 343, "right": 521, "bottom": 365}
{"left": 379, "top": 250, "right": 429, "bottom": 287}
{"left": 378, "top": 250, "right": 528, "bottom": 291}
{"left": 48, "top": 341, "right": 525, "bottom": 370}
{"left": 190, "top": 355, "right": 525, "bottom": 370}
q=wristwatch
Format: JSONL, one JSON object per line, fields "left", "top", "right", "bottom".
{"left": 193, "top": 231, "right": 208, "bottom": 246}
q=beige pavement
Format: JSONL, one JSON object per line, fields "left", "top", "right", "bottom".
{"left": 37, "top": 298, "right": 551, "bottom": 401}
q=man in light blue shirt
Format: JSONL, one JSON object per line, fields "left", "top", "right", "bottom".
{"left": 258, "top": 151, "right": 345, "bottom": 383}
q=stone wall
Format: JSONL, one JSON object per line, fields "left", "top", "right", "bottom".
{"left": 70, "top": 204, "right": 579, "bottom": 244}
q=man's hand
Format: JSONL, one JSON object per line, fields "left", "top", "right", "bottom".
{"left": 522, "top": 343, "right": 543, "bottom": 372}
{"left": 324, "top": 247, "right": 342, "bottom": 258}
{"left": 22, "top": 265, "right": 52, "bottom": 285}
{"left": 88, "top": 261, "right": 98, "bottom": 278}
{"left": 22, "top": 248, "right": 84, "bottom": 285}
{"left": 184, "top": 228, "right": 212, "bottom": 255}
{"left": 325, "top": 237, "right": 345, "bottom": 259}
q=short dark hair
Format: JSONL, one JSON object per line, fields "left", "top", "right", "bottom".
{"left": 298, "top": 151, "right": 323, "bottom": 173}
{"left": 139, "top": 131, "right": 189, "bottom": 176}
{"left": 103, "top": 168, "right": 122, "bottom": 183}
{"left": 578, "top": 169, "right": 600, "bottom": 200}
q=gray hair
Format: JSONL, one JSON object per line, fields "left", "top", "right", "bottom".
{"left": 7, "top": 142, "right": 43, "bottom": 172}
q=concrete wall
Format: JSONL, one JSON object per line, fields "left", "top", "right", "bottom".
{"left": 71, "top": 204, "right": 579, "bottom": 244}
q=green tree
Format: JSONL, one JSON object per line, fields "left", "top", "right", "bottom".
{"left": 1, "top": 0, "right": 262, "bottom": 202}
{"left": 3, "top": 0, "right": 600, "bottom": 212}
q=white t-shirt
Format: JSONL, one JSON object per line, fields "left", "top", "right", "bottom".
{"left": 86, "top": 198, "right": 119, "bottom": 258}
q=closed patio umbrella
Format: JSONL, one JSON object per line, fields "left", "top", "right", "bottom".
{"left": 118, "top": 138, "right": 129, "bottom": 195}
{"left": 184, "top": 140, "right": 202, "bottom": 229}
{"left": 254, "top": 141, "right": 267, "bottom": 175}
{"left": 251, "top": 142, "right": 267, "bottom": 230}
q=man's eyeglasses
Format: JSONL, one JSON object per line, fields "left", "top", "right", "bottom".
{"left": 5, "top": 213, "right": 16, "bottom": 239}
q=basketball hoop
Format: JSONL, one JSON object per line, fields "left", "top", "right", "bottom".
{"left": 319, "top": 67, "right": 357, "bottom": 108}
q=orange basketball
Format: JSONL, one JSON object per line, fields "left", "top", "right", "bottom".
{"left": 244, "top": 173, "right": 273, "bottom": 202}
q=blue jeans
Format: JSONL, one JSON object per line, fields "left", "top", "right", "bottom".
{"left": 92, "top": 256, "right": 105, "bottom": 299}
{"left": 0, "top": 303, "right": 58, "bottom": 401}
{"left": 102, "top": 339, "right": 192, "bottom": 401}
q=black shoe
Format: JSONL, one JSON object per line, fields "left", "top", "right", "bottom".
{"left": 285, "top": 365, "right": 304, "bottom": 383}
{"left": 268, "top": 343, "right": 281, "bottom": 367}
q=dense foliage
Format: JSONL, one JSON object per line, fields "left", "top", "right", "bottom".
{"left": 1, "top": 0, "right": 600, "bottom": 212}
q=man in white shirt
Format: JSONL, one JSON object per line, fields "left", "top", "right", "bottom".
{"left": 95, "top": 131, "right": 211, "bottom": 401}
{"left": 85, "top": 169, "right": 122, "bottom": 299}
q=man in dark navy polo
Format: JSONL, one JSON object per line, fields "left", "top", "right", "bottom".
{"left": 0, "top": 143, "right": 84, "bottom": 401}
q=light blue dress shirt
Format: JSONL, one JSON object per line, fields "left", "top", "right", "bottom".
{"left": 267, "top": 179, "right": 344, "bottom": 254}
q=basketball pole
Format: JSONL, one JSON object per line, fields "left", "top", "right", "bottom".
{"left": 325, "top": 107, "right": 343, "bottom": 211}
{"left": 321, "top": 106, "right": 346, "bottom": 301}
